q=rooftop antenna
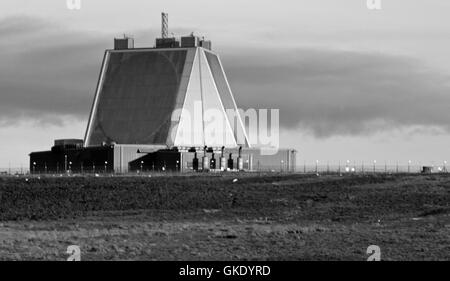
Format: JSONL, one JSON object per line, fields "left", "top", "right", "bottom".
{"left": 161, "top": 12, "right": 168, "bottom": 39}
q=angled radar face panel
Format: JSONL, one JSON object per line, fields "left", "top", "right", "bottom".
{"left": 198, "top": 49, "right": 237, "bottom": 148}
{"left": 174, "top": 49, "right": 205, "bottom": 147}
{"left": 86, "top": 49, "right": 188, "bottom": 146}
{"left": 204, "top": 50, "right": 249, "bottom": 147}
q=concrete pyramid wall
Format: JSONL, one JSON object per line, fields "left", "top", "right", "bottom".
{"left": 84, "top": 47, "right": 249, "bottom": 149}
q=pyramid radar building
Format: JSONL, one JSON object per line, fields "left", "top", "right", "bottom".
{"left": 29, "top": 13, "right": 296, "bottom": 173}
{"left": 84, "top": 36, "right": 249, "bottom": 149}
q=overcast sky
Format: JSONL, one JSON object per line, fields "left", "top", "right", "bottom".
{"left": 1, "top": 0, "right": 450, "bottom": 168}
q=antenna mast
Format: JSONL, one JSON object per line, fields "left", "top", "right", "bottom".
{"left": 161, "top": 12, "right": 168, "bottom": 38}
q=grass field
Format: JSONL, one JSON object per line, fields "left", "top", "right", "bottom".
{"left": 0, "top": 173, "right": 449, "bottom": 260}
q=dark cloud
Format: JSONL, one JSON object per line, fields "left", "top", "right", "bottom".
{"left": 222, "top": 48, "right": 450, "bottom": 137}
{"left": 0, "top": 16, "right": 110, "bottom": 124}
{"left": 0, "top": 16, "right": 196, "bottom": 126}
{"left": 1, "top": 16, "right": 450, "bottom": 138}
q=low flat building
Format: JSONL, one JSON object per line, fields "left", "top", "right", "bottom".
{"left": 30, "top": 144, "right": 296, "bottom": 173}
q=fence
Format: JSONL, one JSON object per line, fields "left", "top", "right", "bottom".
{"left": 0, "top": 167, "right": 29, "bottom": 176}
{"left": 296, "top": 163, "right": 448, "bottom": 174}
{"left": 0, "top": 163, "right": 448, "bottom": 176}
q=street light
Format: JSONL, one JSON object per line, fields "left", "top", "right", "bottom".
{"left": 140, "top": 161, "right": 144, "bottom": 173}
{"left": 33, "top": 162, "right": 36, "bottom": 174}
{"left": 104, "top": 161, "right": 108, "bottom": 173}
{"left": 69, "top": 161, "right": 72, "bottom": 173}
{"left": 315, "top": 160, "right": 319, "bottom": 173}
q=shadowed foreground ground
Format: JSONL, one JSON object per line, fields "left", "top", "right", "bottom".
{"left": 0, "top": 173, "right": 448, "bottom": 260}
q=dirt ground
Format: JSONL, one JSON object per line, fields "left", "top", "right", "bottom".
{"left": 0, "top": 173, "right": 448, "bottom": 261}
